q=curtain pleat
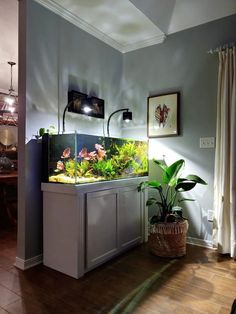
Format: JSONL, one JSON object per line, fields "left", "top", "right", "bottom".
{"left": 213, "top": 47, "right": 236, "bottom": 257}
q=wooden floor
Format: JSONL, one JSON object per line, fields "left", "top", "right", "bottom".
{"left": 0, "top": 228, "right": 236, "bottom": 313}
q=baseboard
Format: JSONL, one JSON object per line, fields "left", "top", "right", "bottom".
{"left": 15, "top": 254, "right": 43, "bottom": 270}
{"left": 187, "top": 237, "right": 213, "bottom": 249}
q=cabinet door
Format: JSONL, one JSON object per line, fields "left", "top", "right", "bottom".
{"left": 86, "top": 189, "right": 118, "bottom": 269}
{"left": 119, "top": 186, "right": 142, "bottom": 249}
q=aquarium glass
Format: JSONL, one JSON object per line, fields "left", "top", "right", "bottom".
{"left": 45, "top": 133, "right": 148, "bottom": 184}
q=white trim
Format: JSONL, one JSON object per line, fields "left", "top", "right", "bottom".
{"left": 187, "top": 237, "right": 214, "bottom": 249}
{"left": 0, "top": 88, "right": 18, "bottom": 96}
{"left": 34, "top": 0, "right": 165, "bottom": 53}
{"left": 0, "top": 88, "right": 9, "bottom": 94}
{"left": 15, "top": 254, "right": 43, "bottom": 270}
{"left": 121, "top": 34, "right": 166, "bottom": 53}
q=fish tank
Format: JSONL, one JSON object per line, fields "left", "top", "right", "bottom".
{"left": 42, "top": 133, "right": 148, "bottom": 184}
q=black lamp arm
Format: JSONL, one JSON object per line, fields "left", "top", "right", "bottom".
{"left": 62, "top": 102, "right": 72, "bottom": 133}
{"left": 107, "top": 108, "right": 129, "bottom": 137}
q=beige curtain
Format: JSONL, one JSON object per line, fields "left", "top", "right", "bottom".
{"left": 213, "top": 46, "right": 236, "bottom": 257}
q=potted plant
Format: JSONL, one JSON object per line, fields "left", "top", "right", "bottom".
{"left": 138, "top": 159, "right": 207, "bottom": 257}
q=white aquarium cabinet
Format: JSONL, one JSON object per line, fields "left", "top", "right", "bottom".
{"left": 42, "top": 177, "right": 148, "bottom": 279}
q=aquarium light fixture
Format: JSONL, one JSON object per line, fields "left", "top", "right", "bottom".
{"left": 107, "top": 108, "right": 132, "bottom": 137}
{"left": 67, "top": 91, "right": 104, "bottom": 119}
{"left": 123, "top": 111, "right": 132, "bottom": 122}
{"left": 83, "top": 105, "right": 92, "bottom": 114}
{"left": 63, "top": 91, "right": 105, "bottom": 132}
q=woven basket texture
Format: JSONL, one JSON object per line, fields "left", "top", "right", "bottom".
{"left": 149, "top": 220, "right": 189, "bottom": 258}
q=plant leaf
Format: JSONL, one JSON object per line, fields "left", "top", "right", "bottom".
{"left": 178, "top": 198, "right": 195, "bottom": 203}
{"left": 137, "top": 182, "right": 147, "bottom": 191}
{"left": 146, "top": 198, "right": 163, "bottom": 207}
{"left": 163, "top": 159, "right": 185, "bottom": 185}
{"left": 153, "top": 159, "right": 167, "bottom": 172}
{"left": 138, "top": 180, "right": 162, "bottom": 192}
{"left": 147, "top": 181, "right": 162, "bottom": 189}
{"left": 186, "top": 174, "right": 207, "bottom": 185}
{"left": 146, "top": 197, "right": 158, "bottom": 206}
{"left": 175, "top": 181, "right": 196, "bottom": 192}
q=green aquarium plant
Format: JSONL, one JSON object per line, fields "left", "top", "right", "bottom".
{"left": 92, "top": 159, "right": 116, "bottom": 179}
{"left": 111, "top": 140, "right": 148, "bottom": 176}
{"left": 50, "top": 138, "right": 148, "bottom": 183}
{"left": 38, "top": 125, "right": 56, "bottom": 138}
{"left": 138, "top": 159, "right": 207, "bottom": 223}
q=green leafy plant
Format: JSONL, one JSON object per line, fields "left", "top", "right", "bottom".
{"left": 132, "top": 142, "right": 148, "bottom": 175}
{"left": 110, "top": 140, "right": 148, "bottom": 176}
{"left": 76, "top": 160, "right": 92, "bottom": 177}
{"left": 64, "top": 160, "right": 77, "bottom": 178}
{"left": 116, "top": 140, "right": 137, "bottom": 158}
{"left": 52, "top": 139, "right": 148, "bottom": 182}
{"left": 138, "top": 159, "right": 207, "bottom": 223}
{"left": 38, "top": 125, "right": 56, "bottom": 138}
{"left": 92, "top": 159, "right": 116, "bottom": 179}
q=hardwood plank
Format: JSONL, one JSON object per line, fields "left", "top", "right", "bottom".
{"left": 0, "top": 228, "right": 236, "bottom": 313}
{"left": 0, "top": 284, "right": 20, "bottom": 307}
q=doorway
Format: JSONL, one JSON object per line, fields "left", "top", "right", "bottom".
{"left": 0, "top": 0, "right": 18, "bottom": 255}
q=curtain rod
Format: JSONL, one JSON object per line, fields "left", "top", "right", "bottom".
{"left": 208, "top": 42, "right": 235, "bottom": 54}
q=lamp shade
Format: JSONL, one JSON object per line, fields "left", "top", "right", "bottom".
{"left": 107, "top": 108, "right": 133, "bottom": 137}
{"left": 123, "top": 111, "right": 132, "bottom": 121}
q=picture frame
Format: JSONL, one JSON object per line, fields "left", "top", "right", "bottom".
{"left": 147, "top": 92, "right": 180, "bottom": 138}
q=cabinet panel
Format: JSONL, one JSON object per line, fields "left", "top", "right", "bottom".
{"left": 119, "top": 187, "right": 142, "bottom": 248}
{"left": 86, "top": 190, "right": 118, "bottom": 269}
{"left": 43, "top": 192, "right": 82, "bottom": 278}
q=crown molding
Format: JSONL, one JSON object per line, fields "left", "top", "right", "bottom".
{"left": 34, "top": 0, "right": 166, "bottom": 53}
{"left": 121, "top": 34, "right": 166, "bottom": 53}
{"left": 34, "top": 0, "right": 124, "bottom": 52}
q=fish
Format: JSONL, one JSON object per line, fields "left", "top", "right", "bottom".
{"left": 61, "top": 147, "right": 71, "bottom": 159}
{"left": 78, "top": 148, "right": 88, "bottom": 158}
{"left": 95, "top": 144, "right": 104, "bottom": 150}
{"left": 95, "top": 143, "right": 106, "bottom": 160}
{"left": 85, "top": 151, "right": 97, "bottom": 161}
{"left": 56, "top": 160, "right": 64, "bottom": 171}
{"left": 78, "top": 148, "right": 97, "bottom": 161}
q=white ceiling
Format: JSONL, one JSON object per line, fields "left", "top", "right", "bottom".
{"left": 0, "top": 0, "right": 236, "bottom": 91}
{"left": 37, "top": 0, "right": 236, "bottom": 52}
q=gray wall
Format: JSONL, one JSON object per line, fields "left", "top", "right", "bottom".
{"left": 122, "top": 14, "right": 236, "bottom": 241}
{"left": 18, "top": 0, "right": 236, "bottom": 261}
{"left": 26, "top": 1, "right": 123, "bottom": 139}
{"left": 18, "top": 0, "right": 123, "bottom": 260}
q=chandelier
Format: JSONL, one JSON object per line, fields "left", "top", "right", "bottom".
{"left": 4, "top": 61, "right": 17, "bottom": 112}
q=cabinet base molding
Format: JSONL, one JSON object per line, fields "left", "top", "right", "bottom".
{"left": 15, "top": 254, "right": 43, "bottom": 270}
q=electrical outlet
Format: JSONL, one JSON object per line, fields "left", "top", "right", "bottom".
{"left": 207, "top": 210, "right": 214, "bottom": 222}
{"left": 200, "top": 137, "right": 215, "bottom": 148}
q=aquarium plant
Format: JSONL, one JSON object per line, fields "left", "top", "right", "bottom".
{"left": 49, "top": 136, "right": 148, "bottom": 184}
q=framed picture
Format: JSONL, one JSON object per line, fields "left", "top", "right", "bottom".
{"left": 147, "top": 92, "right": 180, "bottom": 138}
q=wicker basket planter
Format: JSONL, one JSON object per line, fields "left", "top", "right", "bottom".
{"left": 148, "top": 220, "right": 189, "bottom": 258}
